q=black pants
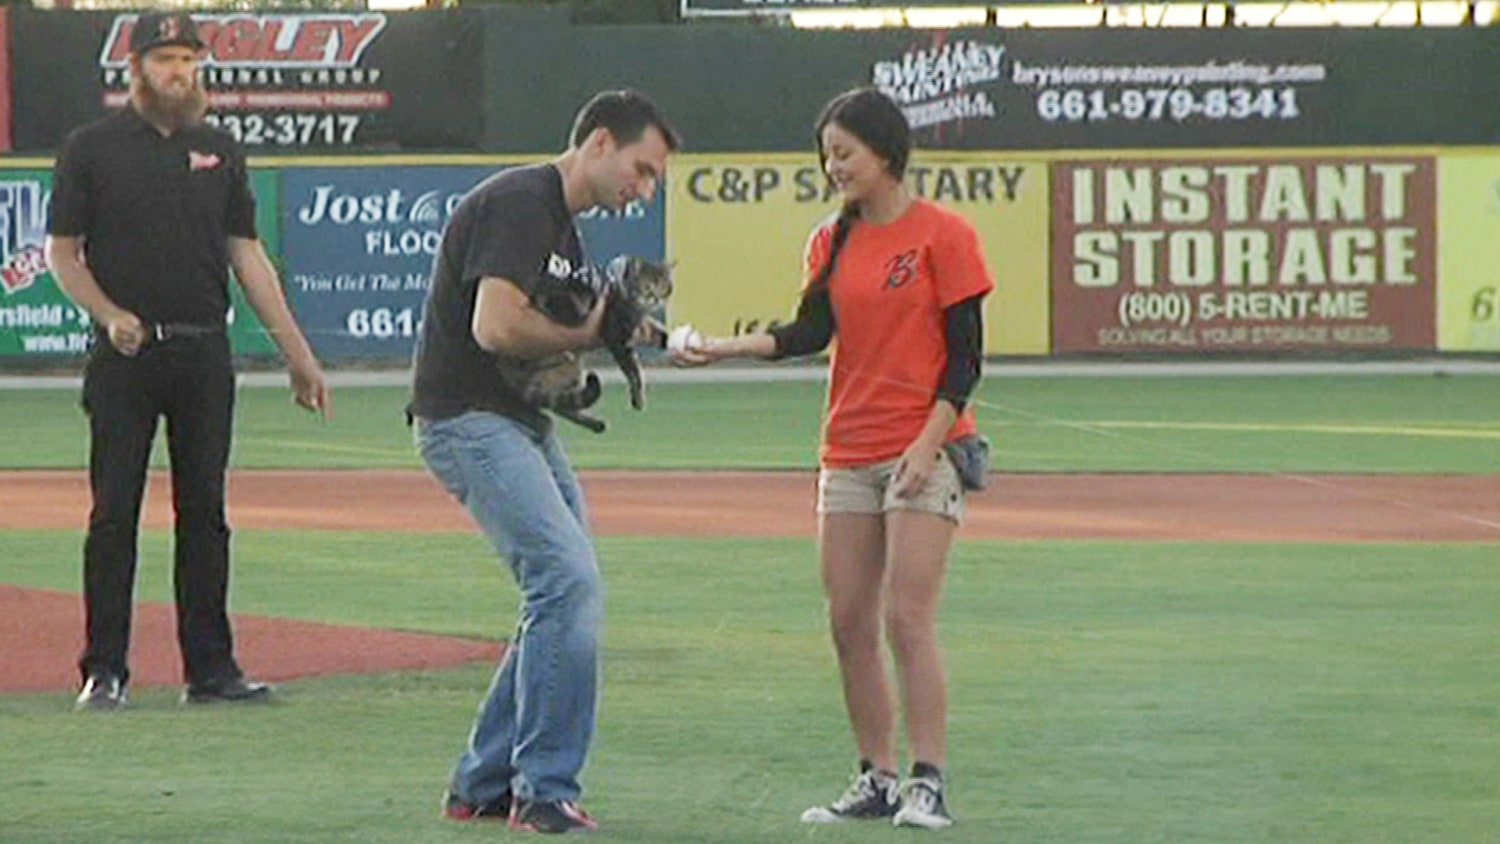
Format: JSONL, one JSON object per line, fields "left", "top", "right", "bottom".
{"left": 79, "top": 333, "right": 238, "bottom": 686}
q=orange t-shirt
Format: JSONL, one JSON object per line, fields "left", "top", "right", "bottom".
{"left": 802, "top": 199, "right": 995, "bottom": 467}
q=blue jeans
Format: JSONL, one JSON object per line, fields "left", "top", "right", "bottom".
{"left": 416, "top": 411, "right": 602, "bottom": 804}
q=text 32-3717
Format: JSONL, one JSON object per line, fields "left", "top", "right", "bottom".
{"left": 204, "top": 113, "right": 361, "bottom": 146}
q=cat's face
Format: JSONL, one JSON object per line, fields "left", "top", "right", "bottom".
{"left": 614, "top": 256, "right": 674, "bottom": 310}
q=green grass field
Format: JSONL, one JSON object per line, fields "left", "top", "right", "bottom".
{"left": 2, "top": 373, "right": 1498, "bottom": 472}
{"left": 1, "top": 373, "right": 1497, "bottom": 843}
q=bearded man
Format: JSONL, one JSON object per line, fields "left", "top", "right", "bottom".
{"left": 45, "top": 11, "right": 330, "bottom": 711}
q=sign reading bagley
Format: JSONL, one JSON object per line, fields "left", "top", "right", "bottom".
{"left": 97, "top": 13, "right": 392, "bottom": 147}
{"left": 99, "top": 14, "right": 387, "bottom": 67}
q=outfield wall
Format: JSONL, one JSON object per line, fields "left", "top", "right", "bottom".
{"left": 3, "top": 149, "right": 1498, "bottom": 361}
{"left": 2, "top": 9, "right": 1498, "bottom": 362}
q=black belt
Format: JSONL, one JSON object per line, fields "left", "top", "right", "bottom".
{"left": 150, "top": 322, "right": 225, "bottom": 343}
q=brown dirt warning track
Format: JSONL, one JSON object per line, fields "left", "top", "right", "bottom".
{"left": 3, "top": 469, "right": 1497, "bottom": 693}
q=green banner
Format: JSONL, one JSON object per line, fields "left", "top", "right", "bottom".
{"left": 227, "top": 169, "right": 281, "bottom": 357}
{"left": 0, "top": 170, "right": 89, "bottom": 357}
{"left": 0, "top": 167, "right": 285, "bottom": 359}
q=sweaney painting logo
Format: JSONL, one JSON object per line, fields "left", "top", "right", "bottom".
{"left": 98, "top": 14, "right": 390, "bottom": 146}
{"left": 872, "top": 35, "right": 1004, "bottom": 134}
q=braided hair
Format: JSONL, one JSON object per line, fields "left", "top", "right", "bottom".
{"left": 769, "top": 88, "right": 911, "bottom": 358}
{"left": 808, "top": 88, "right": 911, "bottom": 290}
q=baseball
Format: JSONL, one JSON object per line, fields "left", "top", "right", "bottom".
{"left": 666, "top": 324, "right": 703, "bottom": 355}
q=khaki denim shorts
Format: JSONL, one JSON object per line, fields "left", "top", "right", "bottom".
{"left": 817, "top": 453, "right": 966, "bottom": 523}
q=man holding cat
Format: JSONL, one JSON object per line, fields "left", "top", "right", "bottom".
{"left": 407, "top": 89, "right": 679, "bottom": 834}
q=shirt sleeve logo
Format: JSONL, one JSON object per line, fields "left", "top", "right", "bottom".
{"left": 883, "top": 249, "right": 919, "bottom": 290}
{"left": 546, "top": 253, "right": 573, "bottom": 279}
{"left": 188, "top": 151, "right": 223, "bottom": 171}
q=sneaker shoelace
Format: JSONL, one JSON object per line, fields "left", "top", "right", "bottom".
{"left": 901, "top": 777, "right": 942, "bottom": 814}
{"left": 832, "top": 771, "right": 892, "bottom": 811}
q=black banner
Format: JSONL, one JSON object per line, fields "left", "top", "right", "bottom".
{"left": 872, "top": 29, "right": 1340, "bottom": 150}
{"left": 10, "top": 9, "right": 480, "bottom": 153}
{"left": 13, "top": 9, "right": 1500, "bottom": 154}
{"left": 683, "top": 0, "right": 1003, "bottom": 13}
{"left": 483, "top": 18, "right": 1500, "bottom": 153}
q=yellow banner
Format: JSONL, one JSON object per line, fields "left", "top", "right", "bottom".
{"left": 1437, "top": 154, "right": 1500, "bottom": 351}
{"left": 666, "top": 152, "right": 1050, "bottom": 355}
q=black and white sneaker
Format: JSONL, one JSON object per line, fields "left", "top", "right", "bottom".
{"left": 893, "top": 775, "right": 954, "bottom": 829}
{"left": 799, "top": 767, "right": 899, "bottom": 823}
{"left": 74, "top": 673, "right": 128, "bottom": 712}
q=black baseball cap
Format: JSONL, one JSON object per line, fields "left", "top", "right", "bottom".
{"left": 129, "top": 12, "right": 206, "bottom": 56}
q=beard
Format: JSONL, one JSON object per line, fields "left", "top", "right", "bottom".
{"left": 131, "top": 74, "right": 208, "bottom": 132}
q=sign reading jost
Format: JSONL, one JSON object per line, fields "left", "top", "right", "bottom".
{"left": 282, "top": 165, "right": 665, "bottom": 361}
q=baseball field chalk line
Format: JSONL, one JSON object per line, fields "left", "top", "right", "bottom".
{"left": 985, "top": 399, "right": 1500, "bottom": 536}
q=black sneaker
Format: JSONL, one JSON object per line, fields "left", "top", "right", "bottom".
{"left": 799, "top": 768, "right": 898, "bottom": 823}
{"left": 508, "top": 798, "right": 598, "bottom": 833}
{"left": 74, "top": 673, "right": 128, "bottom": 712}
{"left": 441, "top": 789, "right": 511, "bottom": 821}
{"left": 183, "top": 674, "right": 274, "bottom": 704}
{"left": 893, "top": 775, "right": 954, "bottom": 829}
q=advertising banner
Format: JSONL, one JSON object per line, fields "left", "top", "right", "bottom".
{"left": 281, "top": 164, "right": 665, "bottom": 361}
{"left": 868, "top": 29, "right": 1338, "bottom": 152}
{"left": 487, "top": 21, "right": 1500, "bottom": 154}
{"left": 1051, "top": 156, "right": 1438, "bottom": 353}
{"left": 11, "top": 9, "right": 480, "bottom": 152}
{"left": 0, "top": 167, "right": 278, "bottom": 359}
{"left": 0, "top": 170, "right": 89, "bottom": 357}
{"left": 1436, "top": 155, "right": 1500, "bottom": 352}
{"left": 228, "top": 169, "right": 280, "bottom": 357}
{"left": 667, "top": 152, "right": 1049, "bottom": 355}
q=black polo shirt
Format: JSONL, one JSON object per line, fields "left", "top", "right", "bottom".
{"left": 48, "top": 107, "right": 257, "bottom": 328}
{"left": 409, "top": 163, "right": 584, "bottom": 433}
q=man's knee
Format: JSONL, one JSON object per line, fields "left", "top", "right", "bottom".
{"left": 174, "top": 499, "right": 228, "bottom": 530}
{"left": 529, "top": 546, "right": 601, "bottom": 613}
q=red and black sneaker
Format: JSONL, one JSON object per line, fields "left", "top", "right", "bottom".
{"left": 441, "top": 789, "right": 511, "bottom": 821}
{"left": 508, "top": 798, "right": 598, "bottom": 833}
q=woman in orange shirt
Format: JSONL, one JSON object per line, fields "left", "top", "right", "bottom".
{"left": 670, "top": 87, "right": 993, "bottom": 830}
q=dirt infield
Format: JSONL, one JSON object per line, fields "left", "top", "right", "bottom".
{"left": 3, "top": 469, "right": 1497, "bottom": 694}
{"left": 3, "top": 468, "right": 1498, "bottom": 542}
{"left": 0, "top": 584, "right": 501, "bottom": 694}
